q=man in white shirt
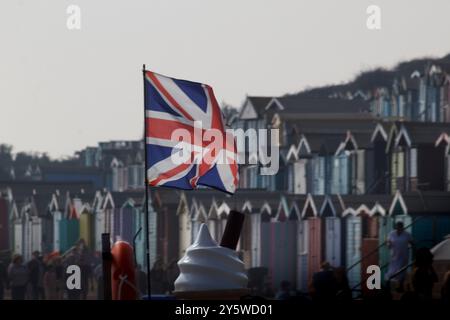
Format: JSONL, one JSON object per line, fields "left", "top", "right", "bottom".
{"left": 386, "top": 221, "right": 414, "bottom": 292}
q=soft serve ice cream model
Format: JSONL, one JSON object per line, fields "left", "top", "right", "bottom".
{"left": 174, "top": 211, "right": 249, "bottom": 300}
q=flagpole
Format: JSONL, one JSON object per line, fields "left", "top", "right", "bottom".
{"left": 142, "top": 64, "right": 152, "bottom": 297}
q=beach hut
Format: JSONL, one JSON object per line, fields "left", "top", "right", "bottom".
{"left": 368, "top": 123, "right": 389, "bottom": 194}
{"left": 191, "top": 203, "right": 207, "bottom": 244}
{"left": 343, "top": 207, "right": 362, "bottom": 293}
{"left": 12, "top": 201, "right": 23, "bottom": 256}
{"left": 242, "top": 200, "right": 262, "bottom": 269}
{"left": 302, "top": 194, "right": 321, "bottom": 282}
{"left": 238, "top": 200, "right": 253, "bottom": 268}
{"left": 114, "top": 197, "right": 136, "bottom": 244}
{"left": 320, "top": 195, "right": 343, "bottom": 268}
{"left": 401, "top": 192, "right": 450, "bottom": 249}
{"left": 59, "top": 194, "right": 80, "bottom": 254}
{"left": 267, "top": 196, "right": 297, "bottom": 291}
{"left": 435, "top": 132, "right": 450, "bottom": 191}
{"left": 259, "top": 201, "right": 273, "bottom": 287}
{"left": 290, "top": 199, "right": 309, "bottom": 292}
{"left": 31, "top": 193, "right": 53, "bottom": 254}
{"left": 133, "top": 194, "right": 157, "bottom": 270}
{"left": 49, "top": 192, "right": 64, "bottom": 253}
{"left": 358, "top": 204, "right": 381, "bottom": 296}
{"left": 176, "top": 192, "right": 191, "bottom": 259}
{"left": 93, "top": 191, "right": 114, "bottom": 253}
{"left": 207, "top": 199, "right": 220, "bottom": 242}
{"left": 21, "top": 201, "right": 43, "bottom": 261}
{"left": 79, "top": 204, "right": 94, "bottom": 249}
{"left": 378, "top": 206, "right": 394, "bottom": 278}
{"left": 65, "top": 192, "right": 93, "bottom": 250}
{"left": 387, "top": 122, "right": 448, "bottom": 193}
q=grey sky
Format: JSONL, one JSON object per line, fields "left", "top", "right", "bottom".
{"left": 1, "top": 0, "right": 450, "bottom": 158}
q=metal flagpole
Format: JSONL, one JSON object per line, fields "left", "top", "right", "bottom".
{"left": 142, "top": 64, "right": 152, "bottom": 297}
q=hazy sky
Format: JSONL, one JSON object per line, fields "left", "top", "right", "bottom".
{"left": 1, "top": 0, "right": 450, "bottom": 158}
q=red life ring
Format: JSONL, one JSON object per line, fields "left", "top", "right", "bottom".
{"left": 111, "top": 241, "right": 138, "bottom": 300}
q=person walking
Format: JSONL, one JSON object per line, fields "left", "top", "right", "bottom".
{"left": 310, "top": 262, "right": 338, "bottom": 301}
{"left": 43, "top": 262, "right": 58, "bottom": 300}
{"left": 76, "top": 239, "right": 92, "bottom": 300}
{"left": 27, "top": 251, "right": 45, "bottom": 299}
{"left": 409, "top": 247, "right": 438, "bottom": 300}
{"left": 8, "top": 255, "right": 28, "bottom": 300}
{"left": 386, "top": 221, "right": 413, "bottom": 292}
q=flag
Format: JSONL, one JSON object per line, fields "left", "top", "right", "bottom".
{"left": 144, "top": 70, "right": 239, "bottom": 194}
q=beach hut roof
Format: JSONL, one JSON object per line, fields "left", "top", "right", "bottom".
{"left": 320, "top": 196, "right": 337, "bottom": 217}
{"left": 389, "top": 191, "right": 408, "bottom": 216}
{"left": 371, "top": 122, "right": 389, "bottom": 143}
{"left": 176, "top": 192, "right": 189, "bottom": 216}
{"left": 207, "top": 199, "right": 219, "bottom": 220}
{"left": 260, "top": 201, "right": 272, "bottom": 221}
{"left": 193, "top": 202, "right": 208, "bottom": 222}
{"left": 240, "top": 200, "right": 252, "bottom": 214}
{"left": 217, "top": 201, "right": 231, "bottom": 219}
{"left": 301, "top": 194, "right": 318, "bottom": 218}
{"left": 275, "top": 196, "right": 290, "bottom": 222}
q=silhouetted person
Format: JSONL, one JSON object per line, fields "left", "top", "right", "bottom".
{"left": 311, "top": 262, "right": 338, "bottom": 301}
{"left": 442, "top": 270, "right": 450, "bottom": 302}
{"left": 135, "top": 264, "right": 147, "bottom": 297}
{"left": 386, "top": 221, "right": 413, "bottom": 292}
{"left": 165, "top": 259, "right": 179, "bottom": 293}
{"left": 275, "top": 280, "right": 292, "bottom": 300}
{"left": 76, "top": 239, "right": 92, "bottom": 300}
{"left": 54, "top": 256, "right": 65, "bottom": 300}
{"left": 43, "top": 260, "right": 58, "bottom": 300}
{"left": 27, "top": 251, "right": 45, "bottom": 299}
{"left": 8, "top": 255, "right": 28, "bottom": 300}
{"left": 334, "top": 267, "right": 352, "bottom": 301}
{"left": 150, "top": 257, "right": 166, "bottom": 294}
{"left": 409, "top": 247, "right": 438, "bottom": 300}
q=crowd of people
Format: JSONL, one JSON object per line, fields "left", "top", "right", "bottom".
{"left": 0, "top": 239, "right": 99, "bottom": 300}
{"left": 0, "top": 238, "right": 150, "bottom": 301}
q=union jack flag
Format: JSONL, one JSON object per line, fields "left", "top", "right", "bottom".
{"left": 144, "top": 70, "right": 239, "bottom": 194}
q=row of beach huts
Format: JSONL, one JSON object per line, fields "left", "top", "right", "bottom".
{"left": 152, "top": 188, "right": 450, "bottom": 296}
{"left": 0, "top": 182, "right": 156, "bottom": 270}
{"left": 1, "top": 182, "right": 450, "bottom": 296}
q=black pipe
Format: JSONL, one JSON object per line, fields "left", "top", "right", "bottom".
{"left": 101, "top": 233, "right": 112, "bottom": 300}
